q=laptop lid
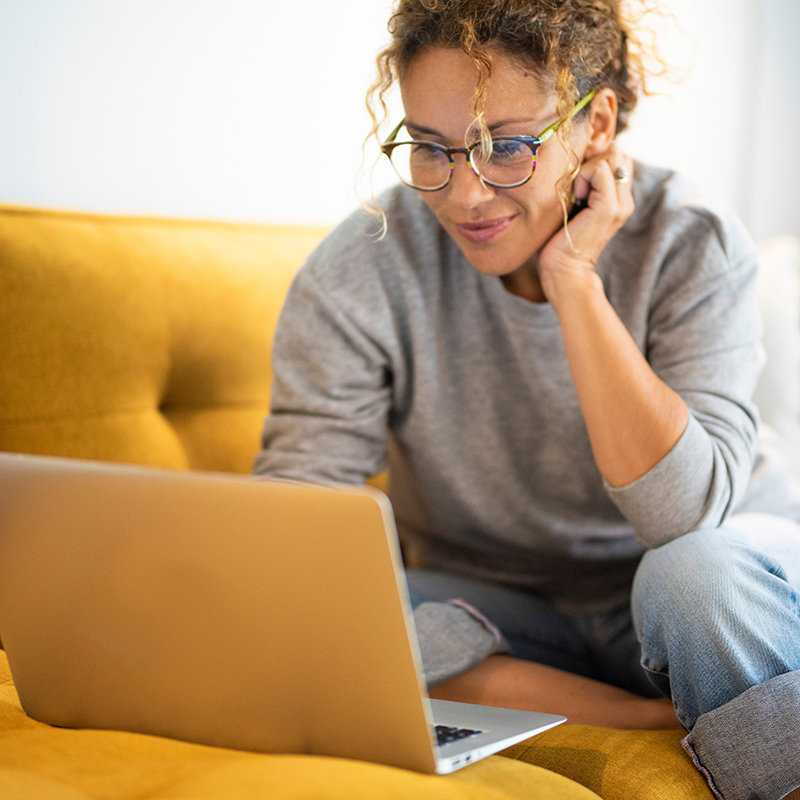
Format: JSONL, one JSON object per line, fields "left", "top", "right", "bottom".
{"left": 0, "top": 453, "right": 564, "bottom": 773}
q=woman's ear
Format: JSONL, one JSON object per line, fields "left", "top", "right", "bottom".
{"left": 581, "top": 88, "right": 618, "bottom": 158}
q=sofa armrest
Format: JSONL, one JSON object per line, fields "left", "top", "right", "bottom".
{"left": 753, "top": 236, "right": 800, "bottom": 457}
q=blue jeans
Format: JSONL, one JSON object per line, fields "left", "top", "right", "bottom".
{"left": 407, "top": 512, "right": 800, "bottom": 800}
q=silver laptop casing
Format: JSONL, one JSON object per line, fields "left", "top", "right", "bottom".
{"left": 0, "top": 453, "right": 565, "bottom": 773}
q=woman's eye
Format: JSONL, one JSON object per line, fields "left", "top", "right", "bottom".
{"left": 490, "top": 140, "right": 528, "bottom": 161}
{"left": 411, "top": 143, "right": 446, "bottom": 161}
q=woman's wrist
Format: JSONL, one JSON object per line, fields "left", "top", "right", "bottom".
{"left": 543, "top": 265, "right": 605, "bottom": 317}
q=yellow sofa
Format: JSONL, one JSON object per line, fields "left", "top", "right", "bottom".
{"left": 0, "top": 203, "right": 712, "bottom": 799}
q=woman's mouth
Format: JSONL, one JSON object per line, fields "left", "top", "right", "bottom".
{"left": 455, "top": 216, "right": 514, "bottom": 243}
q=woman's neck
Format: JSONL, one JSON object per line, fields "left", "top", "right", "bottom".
{"left": 500, "top": 262, "right": 548, "bottom": 303}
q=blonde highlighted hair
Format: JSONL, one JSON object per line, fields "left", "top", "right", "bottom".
{"left": 364, "top": 0, "right": 670, "bottom": 227}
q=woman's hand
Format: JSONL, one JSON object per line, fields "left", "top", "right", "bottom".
{"left": 538, "top": 142, "right": 634, "bottom": 310}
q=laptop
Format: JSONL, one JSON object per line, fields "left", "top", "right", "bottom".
{"left": 0, "top": 452, "right": 565, "bottom": 774}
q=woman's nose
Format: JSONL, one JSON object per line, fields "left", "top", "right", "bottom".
{"left": 446, "top": 153, "right": 495, "bottom": 207}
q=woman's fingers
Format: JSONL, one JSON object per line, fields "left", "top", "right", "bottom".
{"left": 574, "top": 143, "right": 633, "bottom": 210}
{"left": 566, "top": 146, "right": 634, "bottom": 253}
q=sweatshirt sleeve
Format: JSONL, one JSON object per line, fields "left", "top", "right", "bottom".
{"left": 604, "top": 210, "right": 762, "bottom": 548}
{"left": 252, "top": 245, "right": 398, "bottom": 486}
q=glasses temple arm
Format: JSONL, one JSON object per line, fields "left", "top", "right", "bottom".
{"left": 383, "top": 119, "right": 405, "bottom": 146}
{"left": 537, "top": 89, "right": 598, "bottom": 144}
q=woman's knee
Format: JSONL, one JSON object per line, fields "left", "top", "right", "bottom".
{"left": 631, "top": 527, "right": 767, "bottom": 638}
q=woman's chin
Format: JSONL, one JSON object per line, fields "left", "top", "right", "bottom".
{"left": 461, "top": 249, "right": 535, "bottom": 280}
{"left": 469, "top": 260, "right": 519, "bottom": 278}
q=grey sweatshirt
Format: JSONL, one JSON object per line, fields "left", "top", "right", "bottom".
{"left": 254, "top": 163, "right": 763, "bottom": 613}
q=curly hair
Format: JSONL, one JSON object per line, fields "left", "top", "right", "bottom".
{"left": 364, "top": 0, "right": 669, "bottom": 224}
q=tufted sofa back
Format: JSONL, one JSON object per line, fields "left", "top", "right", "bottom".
{"left": 0, "top": 205, "right": 327, "bottom": 473}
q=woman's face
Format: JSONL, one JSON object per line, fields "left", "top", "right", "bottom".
{"left": 399, "top": 46, "right": 590, "bottom": 282}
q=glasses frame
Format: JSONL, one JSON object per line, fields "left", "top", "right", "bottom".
{"left": 381, "top": 89, "right": 596, "bottom": 192}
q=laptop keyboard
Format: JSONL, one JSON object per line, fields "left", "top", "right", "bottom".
{"left": 435, "top": 725, "right": 483, "bottom": 746}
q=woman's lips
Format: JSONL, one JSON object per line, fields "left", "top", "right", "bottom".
{"left": 455, "top": 216, "right": 513, "bottom": 243}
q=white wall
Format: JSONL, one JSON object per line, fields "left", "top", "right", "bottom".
{"left": 746, "top": 0, "right": 800, "bottom": 241}
{"left": 0, "top": 0, "right": 797, "bottom": 238}
{"left": 619, "top": 0, "right": 758, "bottom": 222}
{"left": 622, "top": 0, "right": 800, "bottom": 242}
{"left": 0, "top": 0, "right": 396, "bottom": 224}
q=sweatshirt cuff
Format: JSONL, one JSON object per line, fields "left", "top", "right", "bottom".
{"left": 604, "top": 414, "right": 715, "bottom": 548}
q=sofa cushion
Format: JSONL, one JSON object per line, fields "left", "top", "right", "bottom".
{"left": 500, "top": 724, "right": 711, "bottom": 799}
{"left": 0, "top": 652, "right": 600, "bottom": 800}
{"left": 0, "top": 205, "right": 326, "bottom": 472}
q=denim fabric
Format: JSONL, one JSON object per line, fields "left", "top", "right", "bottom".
{"left": 407, "top": 512, "right": 800, "bottom": 800}
{"left": 406, "top": 569, "right": 660, "bottom": 697}
{"left": 632, "top": 513, "right": 800, "bottom": 799}
{"left": 682, "top": 673, "right": 800, "bottom": 800}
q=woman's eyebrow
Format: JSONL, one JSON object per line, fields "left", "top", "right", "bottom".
{"left": 487, "top": 118, "right": 541, "bottom": 132}
{"left": 403, "top": 118, "right": 543, "bottom": 138}
{"left": 403, "top": 120, "right": 443, "bottom": 137}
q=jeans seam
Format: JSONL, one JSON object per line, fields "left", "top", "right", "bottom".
{"left": 681, "top": 735, "right": 725, "bottom": 800}
{"left": 639, "top": 657, "right": 668, "bottom": 680}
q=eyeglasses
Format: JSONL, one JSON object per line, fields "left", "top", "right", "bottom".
{"left": 381, "top": 90, "right": 596, "bottom": 192}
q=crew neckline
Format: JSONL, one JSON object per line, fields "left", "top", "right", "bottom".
{"left": 480, "top": 271, "right": 561, "bottom": 328}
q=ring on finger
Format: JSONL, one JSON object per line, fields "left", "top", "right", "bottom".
{"left": 614, "top": 166, "right": 630, "bottom": 184}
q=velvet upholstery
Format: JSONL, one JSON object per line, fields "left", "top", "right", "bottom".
{"left": 0, "top": 652, "right": 599, "bottom": 800}
{"left": 0, "top": 205, "right": 325, "bottom": 472}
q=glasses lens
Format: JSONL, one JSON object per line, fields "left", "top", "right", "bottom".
{"left": 388, "top": 142, "right": 450, "bottom": 190}
{"left": 473, "top": 139, "right": 535, "bottom": 187}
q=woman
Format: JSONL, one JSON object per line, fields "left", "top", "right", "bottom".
{"left": 254, "top": 1, "right": 800, "bottom": 797}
